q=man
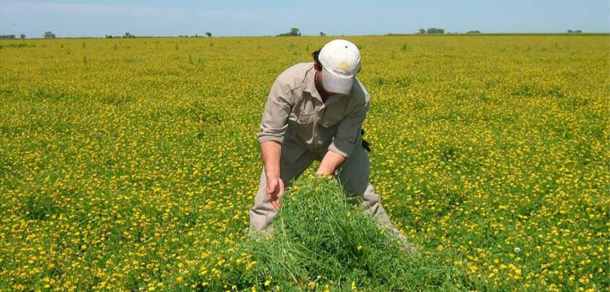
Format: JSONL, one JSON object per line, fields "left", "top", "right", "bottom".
{"left": 249, "top": 39, "right": 407, "bottom": 245}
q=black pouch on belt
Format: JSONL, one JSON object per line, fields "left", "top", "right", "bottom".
{"left": 361, "top": 129, "right": 371, "bottom": 152}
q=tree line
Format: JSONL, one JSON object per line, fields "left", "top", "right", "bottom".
{"left": 1, "top": 34, "right": 27, "bottom": 39}
{"left": 1, "top": 31, "right": 55, "bottom": 39}
{"left": 278, "top": 27, "right": 302, "bottom": 37}
{"left": 1, "top": 32, "right": 55, "bottom": 39}
{"left": 418, "top": 27, "right": 445, "bottom": 34}
{"left": 1, "top": 28, "right": 591, "bottom": 40}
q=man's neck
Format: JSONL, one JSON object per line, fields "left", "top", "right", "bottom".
{"left": 314, "top": 71, "right": 330, "bottom": 102}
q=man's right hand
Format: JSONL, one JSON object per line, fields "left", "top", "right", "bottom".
{"left": 267, "top": 176, "right": 285, "bottom": 210}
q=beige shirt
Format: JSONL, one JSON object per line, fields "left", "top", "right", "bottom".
{"left": 257, "top": 62, "right": 370, "bottom": 164}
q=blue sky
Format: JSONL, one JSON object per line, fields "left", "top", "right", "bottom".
{"left": 0, "top": 0, "right": 608, "bottom": 37}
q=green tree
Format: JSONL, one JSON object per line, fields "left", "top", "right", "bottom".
{"left": 418, "top": 28, "right": 426, "bottom": 34}
{"left": 43, "top": 31, "right": 56, "bottom": 38}
{"left": 289, "top": 27, "right": 301, "bottom": 36}
{"left": 206, "top": 32, "right": 212, "bottom": 37}
{"left": 426, "top": 27, "right": 445, "bottom": 34}
{"left": 319, "top": 32, "right": 326, "bottom": 36}
{"left": 20, "top": 34, "right": 26, "bottom": 39}
{"left": 278, "top": 27, "right": 302, "bottom": 37}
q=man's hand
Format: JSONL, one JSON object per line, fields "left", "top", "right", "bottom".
{"left": 267, "top": 176, "right": 285, "bottom": 210}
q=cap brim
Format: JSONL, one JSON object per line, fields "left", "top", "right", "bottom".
{"left": 322, "top": 68, "right": 354, "bottom": 95}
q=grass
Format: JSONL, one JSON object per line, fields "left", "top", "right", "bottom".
{"left": 203, "top": 177, "right": 469, "bottom": 291}
{"left": 0, "top": 35, "right": 608, "bottom": 291}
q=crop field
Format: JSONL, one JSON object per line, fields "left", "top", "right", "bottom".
{"left": 0, "top": 35, "right": 609, "bottom": 291}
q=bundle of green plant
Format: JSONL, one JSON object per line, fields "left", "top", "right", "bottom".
{"left": 226, "top": 176, "right": 466, "bottom": 291}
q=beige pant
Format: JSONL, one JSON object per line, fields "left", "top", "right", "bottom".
{"left": 249, "top": 144, "right": 397, "bottom": 234}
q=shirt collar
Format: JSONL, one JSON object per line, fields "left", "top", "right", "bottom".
{"left": 303, "top": 64, "right": 323, "bottom": 102}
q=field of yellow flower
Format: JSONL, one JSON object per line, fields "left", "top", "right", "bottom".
{"left": 0, "top": 35, "right": 608, "bottom": 291}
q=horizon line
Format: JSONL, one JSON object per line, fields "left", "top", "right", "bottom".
{"left": 2, "top": 32, "right": 610, "bottom": 40}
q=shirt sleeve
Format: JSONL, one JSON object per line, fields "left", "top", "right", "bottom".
{"left": 257, "top": 79, "right": 293, "bottom": 145}
{"left": 327, "top": 98, "right": 369, "bottom": 158}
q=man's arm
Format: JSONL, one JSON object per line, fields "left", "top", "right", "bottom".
{"left": 317, "top": 98, "right": 368, "bottom": 175}
{"left": 261, "top": 140, "right": 284, "bottom": 210}
{"left": 257, "top": 79, "right": 292, "bottom": 145}
{"left": 261, "top": 141, "right": 281, "bottom": 178}
{"left": 316, "top": 151, "right": 346, "bottom": 176}
{"left": 258, "top": 79, "right": 293, "bottom": 209}
{"left": 322, "top": 96, "right": 369, "bottom": 174}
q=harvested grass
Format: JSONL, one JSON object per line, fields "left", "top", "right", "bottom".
{"left": 204, "top": 177, "right": 468, "bottom": 291}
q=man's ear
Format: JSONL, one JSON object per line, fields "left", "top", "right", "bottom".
{"left": 314, "top": 63, "right": 322, "bottom": 71}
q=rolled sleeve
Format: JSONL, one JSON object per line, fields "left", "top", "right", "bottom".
{"left": 328, "top": 100, "right": 369, "bottom": 158}
{"left": 257, "top": 79, "right": 293, "bottom": 145}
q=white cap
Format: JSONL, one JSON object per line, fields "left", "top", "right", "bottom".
{"left": 318, "top": 39, "right": 361, "bottom": 95}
